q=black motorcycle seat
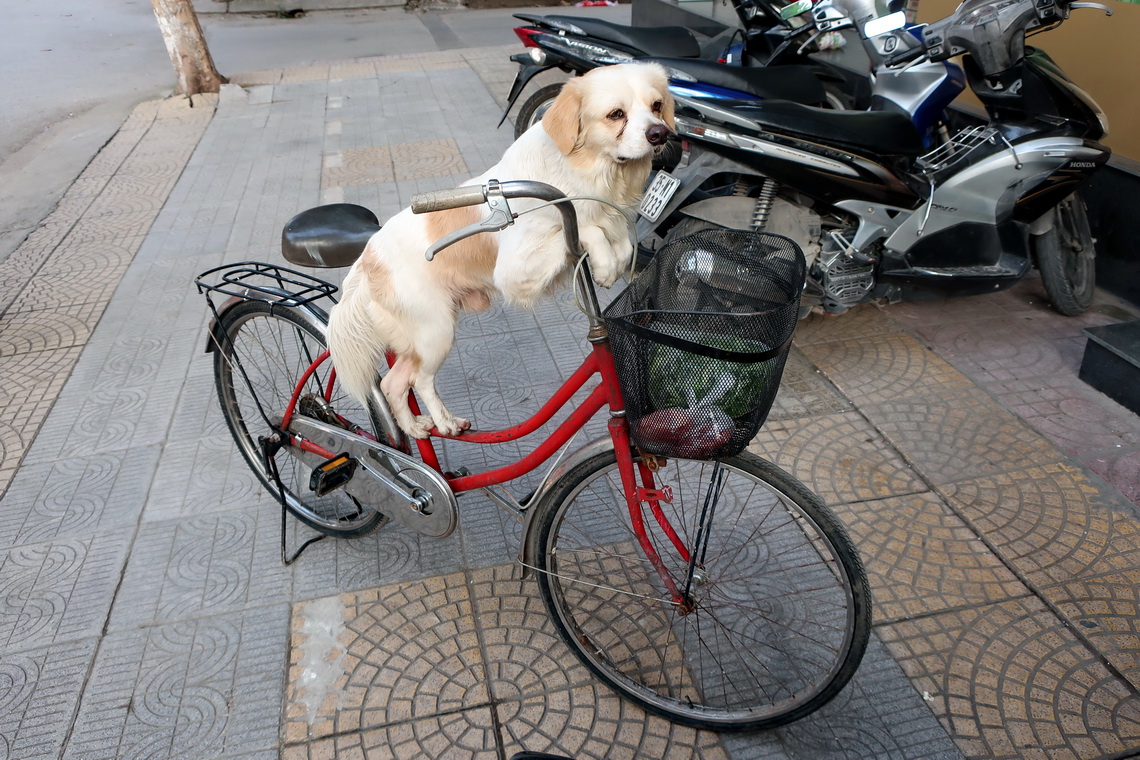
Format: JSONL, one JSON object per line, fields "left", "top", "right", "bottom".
{"left": 282, "top": 204, "right": 381, "bottom": 269}
{"left": 729, "top": 100, "right": 927, "bottom": 155}
{"left": 647, "top": 58, "right": 828, "bottom": 106}
{"left": 542, "top": 15, "right": 701, "bottom": 59}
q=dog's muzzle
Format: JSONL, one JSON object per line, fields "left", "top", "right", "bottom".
{"left": 645, "top": 124, "right": 673, "bottom": 147}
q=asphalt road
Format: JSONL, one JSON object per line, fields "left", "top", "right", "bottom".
{"left": 0, "top": 1, "right": 631, "bottom": 263}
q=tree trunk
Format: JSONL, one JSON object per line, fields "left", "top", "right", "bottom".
{"left": 151, "top": 0, "right": 227, "bottom": 96}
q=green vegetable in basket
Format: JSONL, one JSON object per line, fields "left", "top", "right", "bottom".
{"left": 647, "top": 331, "right": 773, "bottom": 419}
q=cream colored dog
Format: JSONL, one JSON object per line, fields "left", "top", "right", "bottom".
{"left": 327, "top": 63, "right": 675, "bottom": 439}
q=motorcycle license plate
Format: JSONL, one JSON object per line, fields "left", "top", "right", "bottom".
{"left": 639, "top": 171, "right": 680, "bottom": 222}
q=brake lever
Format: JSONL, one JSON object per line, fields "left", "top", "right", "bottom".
{"left": 1068, "top": 2, "right": 1113, "bottom": 13}
{"left": 424, "top": 180, "right": 515, "bottom": 261}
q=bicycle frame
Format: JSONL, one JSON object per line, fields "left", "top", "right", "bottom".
{"left": 275, "top": 277, "right": 691, "bottom": 603}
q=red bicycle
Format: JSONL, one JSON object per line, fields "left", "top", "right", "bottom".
{"left": 196, "top": 180, "right": 870, "bottom": 731}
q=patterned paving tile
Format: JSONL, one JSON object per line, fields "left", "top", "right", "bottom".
{"left": 0, "top": 638, "right": 98, "bottom": 760}
{"left": 323, "top": 146, "right": 396, "bottom": 187}
{"left": 878, "top": 596, "right": 1140, "bottom": 759}
{"left": 499, "top": 684, "right": 728, "bottom": 760}
{"left": 766, "top": 346, "right": 853, "bottom": 420}
{"left": 282, "top": 708, "right": 501, "bottom": 760}
{"left": 937, "top": 462, "right": 1140, "bottom": 586}
{"left": 801, "top": 332, "right": 976, "bottom": 406}
{"left": 1082, "top": 448, "right": 1140, "bottom": 508}
{"left": 833, "top": 492, "right": 1029, "bottom": 624}
{"left": 323, "top": 139, "right": 469, "bottom": 189}
{"left": 862, "top": 389, "right": 1061, "bottom": 485}
{"left": 985, "top": 373, "right": 1140, "bottom": 455}
{"left": 285, "top": 575, "right": 488, "bottom": 743}
{"left": 110, "top": 508, "right": 292, "bottom": 630}
{"left": 64, "top": 606, "right": 287, "bottom": 760}
{"left": 792, "top": 303, "right": 901, "bottom": 346}
{"left": 1048, "top": 572, "right": 1140, "bottom": 691}
{"left": 748, "top": 412, "right": 926, "bottom": 506}
{"left": 0, "top": 303, "right": 100, "bottom": 354}
{"left": 0, "top": 531, "right": 128, "bottom": 653}
{"left": 0, "top": 446, "right": 159, "bottom": 547}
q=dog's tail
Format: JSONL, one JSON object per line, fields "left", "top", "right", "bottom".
{"left": 326, "top": 271, "right": 387, "bottom": 411}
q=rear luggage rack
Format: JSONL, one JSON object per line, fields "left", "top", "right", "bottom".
{"left": 195, "top": 261, "right": 338, "bottom": 308}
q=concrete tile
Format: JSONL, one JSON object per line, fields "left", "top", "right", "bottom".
{"left": 834, "top": 492, "right": 1030, "bottom": 624}
{"left": 748, "top": 412, "right": 927, "bottom": 506}
{"left": 766, "top": 346, "right": 853, "bottom": 420}
{"left": 0, "top": 303, "right": 99, "bottom": 354}
{"left": 1047, "top": 571, "right": 1140, "bottom": 691}
{"left": 879, "top": 596, "right": 1140, "bottom": 759}
{"left": 1082, "top": 448, "right": 1140, "bottom": 508}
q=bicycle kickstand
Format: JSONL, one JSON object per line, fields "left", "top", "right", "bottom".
{"left": 260, "top": 436, "right": 326, "bottom": 565}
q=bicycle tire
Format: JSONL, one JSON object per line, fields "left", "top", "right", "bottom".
{"left": 213, "top": 299, "right": 385, "bottom": 537}
{"left": 532, "top": 448, "right": 870, "bottom": 731}
{"left": 1035, "top": 193, "right": 1095, "bottom": 316}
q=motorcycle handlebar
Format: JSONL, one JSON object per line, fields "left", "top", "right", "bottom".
{"left": 885, "top": 44, "right": 926, "bottom": 67}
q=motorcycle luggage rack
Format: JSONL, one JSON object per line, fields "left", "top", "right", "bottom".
{"left": 195, "top": 261, "right": 338, "bottom": 308}
{"left": 916, "top": 125, "right": 1000, "bottom": 176}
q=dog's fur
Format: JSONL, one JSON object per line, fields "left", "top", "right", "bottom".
{"left": 327, "top": 63, "right": 675, "bottom": 439}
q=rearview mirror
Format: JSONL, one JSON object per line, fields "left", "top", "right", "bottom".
{"left": 864, "top": 11, "right": 906, "bottom": 37}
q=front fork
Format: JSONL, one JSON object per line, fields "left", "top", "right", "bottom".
{"left": 609, "top": 418, "right": 709, "bottom": 614}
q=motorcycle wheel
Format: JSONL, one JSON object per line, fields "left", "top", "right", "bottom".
{"left": 514, "top": 83, "right": 564, "bottom": 140}
{"left": 1035, "top": 193, "right": 1095, "bottom": 316}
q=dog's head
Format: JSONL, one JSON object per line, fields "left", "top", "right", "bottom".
{"left": 543, "top": 63, "right": 675, "bottom": 167}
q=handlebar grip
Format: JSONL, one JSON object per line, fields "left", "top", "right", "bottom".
{"left": 410, "top": 186, "right": 488, "bottom": 214}
{"left": 886, "top": 45, "right": 926, "bottom": 67}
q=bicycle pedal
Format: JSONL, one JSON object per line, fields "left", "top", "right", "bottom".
{"left": 309, "top": 452, "right": 358, "bottom": 496}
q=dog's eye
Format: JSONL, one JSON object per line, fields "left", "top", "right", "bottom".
{"left": 652, "top": 100, "right": 663, "bottom": 113}
{"left": 607, "top": 109, "right": 625, "bottom": 121}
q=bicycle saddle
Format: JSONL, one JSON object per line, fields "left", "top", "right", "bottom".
{"left": 282, "top": 204, "right": 381, "bottom": 268}
{"left": 540, "top": 15, "right": 701, "bottom": 58}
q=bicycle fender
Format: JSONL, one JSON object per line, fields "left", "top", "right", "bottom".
{"left": 517, "top": 435, "right": 616, "bottom": 578}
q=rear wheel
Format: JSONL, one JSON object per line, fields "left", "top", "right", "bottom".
{"left": 514, "top": 83, "right": 564, "bottom": 140}
{"left": 1035, "top": 193, "right": 1095, "bottom": 316}
{"left": 533, "top": 449, "right": 871, "bottom": 730}
{"left": 213, "top": 300, "right": 385, "bottom": 537}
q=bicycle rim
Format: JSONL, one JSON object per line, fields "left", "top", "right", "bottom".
{"left": 214, "top": 300, "right": 384, "bottom": 536}
{"left": 535, "top": 450, "right": 870, "bottom": 730}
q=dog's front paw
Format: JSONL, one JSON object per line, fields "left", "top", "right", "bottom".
{"left": 433, "top": 414, "right": 472, "bottom": 437}
{"left": 408, "top": 415, "right": 436, "bottom": 439}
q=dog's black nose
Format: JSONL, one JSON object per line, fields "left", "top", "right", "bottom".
{"left": 646, "top": 124, "right": 672, "bottom": 146}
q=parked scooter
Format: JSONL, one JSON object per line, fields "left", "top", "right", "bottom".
{"left": 637, "top": 0, "right": 1112, "bottom": 317}
{"left": 500, "top": 0, "right": 865, "bottom": 139}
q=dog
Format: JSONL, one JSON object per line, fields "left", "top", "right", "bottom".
{"left": 327, "top": 62, "right": 675, "bottom": 439}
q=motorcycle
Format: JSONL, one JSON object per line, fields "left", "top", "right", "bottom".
{"left": 500, "top": 0, "right": 868, "bottom": 139}
{"left": 636, "top": 0, "right": 1112, "bottom": 317}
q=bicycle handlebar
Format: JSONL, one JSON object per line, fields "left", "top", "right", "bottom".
{"left": 410, "top": 185, "right": 489, "bottom": 213}
{"left": 410, "top": 180, "right": 581, "bottom": 263}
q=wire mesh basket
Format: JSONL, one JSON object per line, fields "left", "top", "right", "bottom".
{"left": 604, "top": 229, "right": 805, "bottom": 460}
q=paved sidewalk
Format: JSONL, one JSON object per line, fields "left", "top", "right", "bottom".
{"left": 0, "top": 39, "right": 1139, "bottom": 760}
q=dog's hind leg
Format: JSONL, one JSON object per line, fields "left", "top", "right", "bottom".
{"left": 409, "top": 327, "right": 471, "bottom": 438}
{"left": 379, "top": 355, "right": 425, "bottom": 438}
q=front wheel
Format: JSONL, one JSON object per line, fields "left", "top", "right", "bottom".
{"left": 213, "top": 299, "right": 386, "bottom": 537}
{"left": 532, "top": 449, "right": 871, "bottom": 731}
{"left": 1035, "top": 193, "right": 1095, "bottom": 316}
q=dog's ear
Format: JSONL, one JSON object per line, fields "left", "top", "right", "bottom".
{"left": 543, "top": 78, "right": 583, "bottom": 155}
{"left": 660, "top": 91, "right": 676, "bottom": 131}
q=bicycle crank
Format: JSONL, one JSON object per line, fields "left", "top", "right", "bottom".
{"left": 288, "top": 415, "right": 459, "bottom": 538}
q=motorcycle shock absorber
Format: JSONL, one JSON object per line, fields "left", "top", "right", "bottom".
{"left": 751, "top": 178, "right": 779, "bottom": 231}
